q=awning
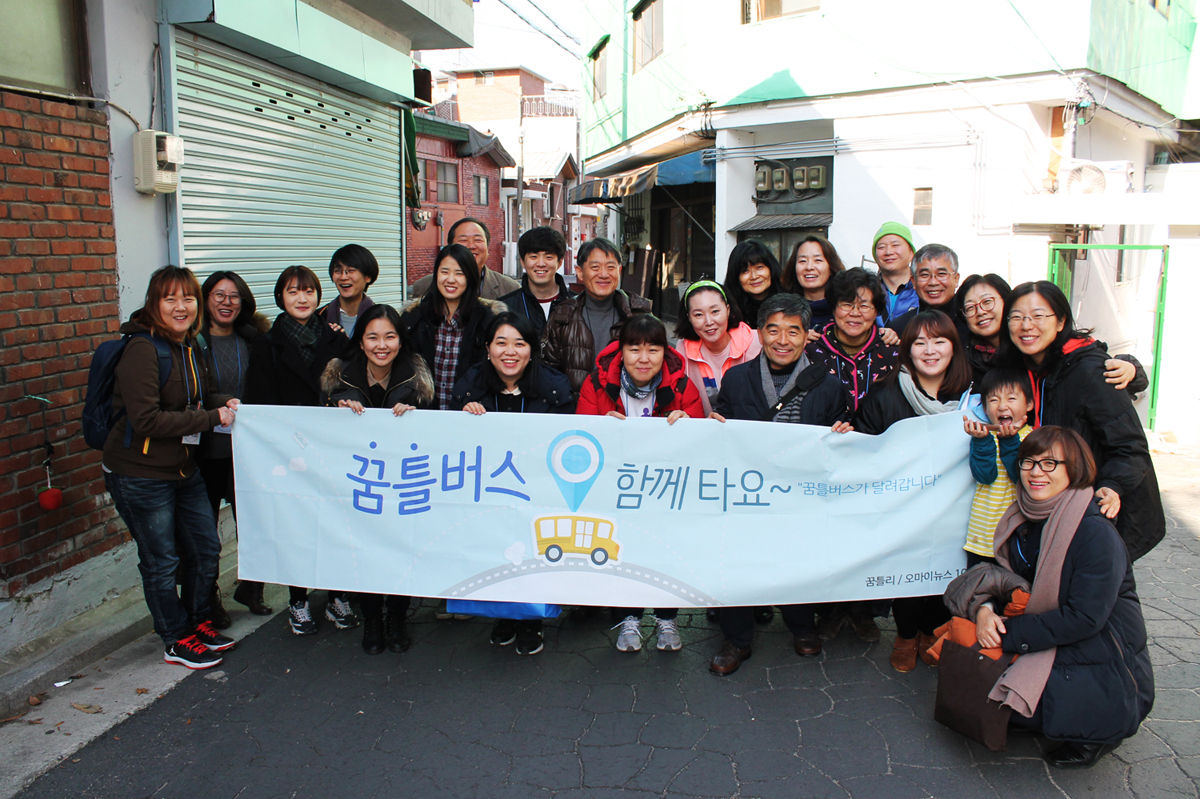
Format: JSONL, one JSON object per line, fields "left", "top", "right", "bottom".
{"left": 571, "top": 151, "right": 715, "bottom": 204}
{"left": 729, "top": 213, "right": 833, "bottom": 232}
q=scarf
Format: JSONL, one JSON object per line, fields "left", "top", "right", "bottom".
{"left": 897, "top": 366, "right": 961, "bottom": 416}
{"left": 277, "top": 312, "right": 322, "bottom": 368}
{"left": 760, "top": 353, "right": 811, "bottom": 423}
{"left": 987, "top": 486, "right": 1093, "bottom": 717}
{"left": 619, "top": 364, "right": 662, "bottom": 401}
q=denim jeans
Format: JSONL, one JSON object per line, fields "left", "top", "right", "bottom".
{"left": 105, "top": 470, "right": 220, "bottom": 648}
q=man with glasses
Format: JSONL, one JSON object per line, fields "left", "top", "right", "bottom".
{"left": 320, "top": 243, "right": 378, "bottom": 338}
{"left": 885, "top": 244, "right": 970, "bottom": 345}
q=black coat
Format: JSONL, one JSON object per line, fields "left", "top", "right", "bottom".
{"left": 319, "top": 349, "right": 435, "bottom": 410}
{"left": 449, "top": 361, "right": 575, "bottom": 414}
{"left": 498, "top": 273, "right": 576, "bottom": 340}
{"left": 399, "top": 297, "right": 501, "bottom": 408}
{"left": 1001, "top": 503, "right": 1154, "bottom": 744}
{"left": 713, "top": 355, "right": 850, "bottom": 425}
{"left": 245, "top": 316, "right": 348, "bottom": 407}
{"left": 1032, "top": 340, "right": 1164, "bottom": 561}
{"left": 854, "top": 379, "right": 964, "bottom": 435}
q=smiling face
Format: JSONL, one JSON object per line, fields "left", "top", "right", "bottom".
{"left": 1020, "top": 442, "right": 1071, "bottom": 501}
{"left": 436, "top": 257, "right": 468, "bottom": 304}
{"left": 758, "top": 312, "right": 807, "bottom": 369}
{"left": 1008, "top": 292, "right": 1065, "bottom": 364}
{"left": 909, "top": 326, "right": 954, "bottom": 382}
{"left": 360, "top": 316, "right": 400, "bottom": 371}
{"left": 794, "top": 241, "right": 831, "bottom": 298}
{"left": 205, "top": 278, "right": 240, "bottom": 333}
{"left": 687, "top": 289, "right": 731, "bottom": 347}
{"left": 578, "top": 247, "right": 621, "bottom": 300}
{"left": 621, "top": 341, "right": 665, "bottom": 387}
{"left": 331, "top": 262, "right": 369, "bottom": 303}
{"left": 913, "top": 255, "right": 959, "bottom": 307}
{"left": 159, "top": 282, "right": 200, "bottom": 339}
{"left": 833, "top": 286, "right": 877, "bottom": 342}
{"left": 488, "top": 324, "right": 532, "bottom": 384}
{"left": 962, "top": 282, "right": 1003, "bottom": 340}
{"left": 875, "top": 235, "right": 913, "bottom": 278}
{"left": 522, "top": 250, "right": 561, "bottom": 293}
{"left": 451, "top": 222, "right": 488, "bottom": 272}
{"left": 739, "top": 261, "right": 772, "bottom": 298}
{"left": 985, "top": 384, "right": 1032, "bottom": 427}
{"left": 281, "top": 279, "right": 318, "bottom": 322}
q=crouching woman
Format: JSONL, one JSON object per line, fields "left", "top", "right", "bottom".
{"left": 974, "top": 425, "right": 1153, "bottom": 769}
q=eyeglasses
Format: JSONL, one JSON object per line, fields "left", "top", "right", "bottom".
{"left": 211, "top": 292, "right": 241, "bottom": 305}
{"left": 331, "top": 267, "right": 360, "bottom": 278}
{"left": 836, "top": 301, "right": 876, "bottom": 315}
{"left": 1007, "top": 312, "right": 1056, "bottom": 325}
{"left": 962, "top": 296, "right": 996, "bottom": 318}
{"left": 915, "top": 269, "right": 955, "bottom": 281}
{"left": 1018, "top": 457, "right": 1062, "bottom": 473}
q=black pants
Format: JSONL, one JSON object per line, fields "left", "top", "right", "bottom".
{"left": 720, "top": 604, "right": 816, "bottom": 649}
{"left": 892, "top": 595, "right": 951, "bottom": 639}
{"left": 360, "top": 594, "right": 411, "bottom": 620}
{"left": 615, "top": 608, "right": 677, "bottom": 621}
{"left": 199, "top": 457, "right": 236, "bottom": 520}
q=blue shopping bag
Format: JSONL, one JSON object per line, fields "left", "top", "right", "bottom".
{"left": 446, "top": 599, "right": 562, "bottom": 620}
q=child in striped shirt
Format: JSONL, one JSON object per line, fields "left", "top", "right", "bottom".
{"left": 962, "top": 369, "right": 1034, "bottom": 566}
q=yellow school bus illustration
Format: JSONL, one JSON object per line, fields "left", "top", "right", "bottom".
{"left": 533, "top": 515, "right": 620, "bottom": 566}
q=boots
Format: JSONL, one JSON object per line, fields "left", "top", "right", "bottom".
{"left": 209, "top": 584, "right": 232, "bottom": 629}
{"left": 233, "top": 581, "right": 273, "bottom": 615}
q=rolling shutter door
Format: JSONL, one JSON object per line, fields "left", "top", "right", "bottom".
{"left": 174, "top": 32, "right": 405, "bottom": 309}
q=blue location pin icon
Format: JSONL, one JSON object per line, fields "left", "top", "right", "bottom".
{"left": 547, "top": 430, "right": 604, "bottom": 512}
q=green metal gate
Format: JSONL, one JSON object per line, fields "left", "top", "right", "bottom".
{"left": 174, "top": 32, "right": 405, "bottom": 308}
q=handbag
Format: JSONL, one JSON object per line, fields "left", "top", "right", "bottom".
{"left": 934, "top": 640, "right": 1014, "bottom": 751}
{"left": 445, "top": 599, "right": 562, "bottom": 620}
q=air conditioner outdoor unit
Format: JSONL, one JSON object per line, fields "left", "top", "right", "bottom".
{"left": 1056, "top": 158, "right": 1134, "bottom": 195}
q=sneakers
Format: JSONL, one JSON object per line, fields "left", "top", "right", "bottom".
{"left": 655, "top": 617, "right": 682, "bottom": 651}
{"left": 325, "top": 595, "right": 360, "bottom": 629}
{"left": 613, "top": 615, "right": 643, "bottom": 652}
{"left": 164, "top": 635, "right": 223, "bottom": 669}
{"left": 491, "top": 619, "right": 517, "bottom": 646}
{"left": 515, "top": 622, "right": 543, "bottom": 655}
{"left": 288, "top": 601, "right": 318, "bottom": 635}
{"left": 193, "top": 620, "right": 236, "bottom": 651}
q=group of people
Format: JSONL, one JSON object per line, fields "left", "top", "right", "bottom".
{"left": 99, "top": 217, "right": 1160, "bottom": 769}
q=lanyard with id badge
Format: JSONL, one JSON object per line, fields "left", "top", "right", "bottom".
{"left": 180, "top": 343, "right": 204, "bottom": 445}
{"left": 208, "top": 337, "right": 241, "bottom": 437}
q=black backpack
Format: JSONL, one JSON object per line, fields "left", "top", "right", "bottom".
{"left": 82, "top": 333, "right": 172, "bottom": 450}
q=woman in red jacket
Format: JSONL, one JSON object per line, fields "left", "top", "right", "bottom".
{"left": 576, "top": 314, "right": 705, "bottom": 652}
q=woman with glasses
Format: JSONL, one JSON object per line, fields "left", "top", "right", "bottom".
{"left": 674, "top": 280, "right": 761, "bottom": 417}
{"left": 197, "top": 272, "right": 272, "bottom": 621}
{"left": 1003, "top": 281, "right": 1164, "bottom": 561}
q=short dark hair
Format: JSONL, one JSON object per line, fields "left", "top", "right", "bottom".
{"left": 824, "top": 267, "right": 885, "bottom": 318}
{"left": 674, "top": 283, "right": 741, "bottom": 341}
{"left": 329, "top": 244, "right": 380, "bottom": 286}
{"left": 481, "top": 311, "right": 541, "bottom": 396}
{"left": 274, "top": 265, "right": 322, "bottom": 310}
{"left": 1018, "top": 425, "right": 1097, "bottom": 490}
{"left": 1005, "top": 281, "right": 1090, "bottom": 365}
{"left": 896, "top": 310, "right": 972, "bottom": 396}
{"left": 447, "top": 217, "right": 491, "bottom": 246}
{"left": 911, "top": 243, "right": 959, "bottom": 277}
{"left": 346, "top": 303, "right": 409, "bottom": 359}
{"left": 618, "top": 313, "right": 669, "bottom": 349}
{"left": 201, "top": 270, "right": 257, "bottom": 329}
{"left": 576, "top": 236, "right": 621, "bottom": 268}
{"left": 723, "top": 240, "right": 782, "bottom": 319}
{"left": 518, "top": 226, "right": 566, "bottom": 262}
{"left": 781, "top": 235, "right": 845, "bottom": 293}
{"left": 978, "top": 367, "right": 1032, "bottom": 404}
{"left": 424, "top": 243, "right": 481, "bottom": 319}
{"left": 757, "top": 293, "right": 811, "bottom": 331}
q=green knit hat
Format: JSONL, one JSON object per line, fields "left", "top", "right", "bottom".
{"left": 872, "top": 221, "right": 915, "bottom": 254}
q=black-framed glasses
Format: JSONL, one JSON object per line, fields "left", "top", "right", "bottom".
{"left": 1018, "top": 457, "right": 1061, "bottom": 473}
{"left": 962, "top": 296, "right": 996, "bottom": 318}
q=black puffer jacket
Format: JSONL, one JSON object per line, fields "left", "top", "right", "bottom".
{"left": 1030, "top": 340, "right": 1164, "bottom": 561}
{"left": 245, "top": 316, "right": 348, "bottom": 408}
{"left": 319, "top": 348, "right": 435, "bottom": 410}
{"left": 713, "top": 355, "right": 850, "bottom": 425}
{"left": 540, "top": 290, "right": 651, "bottom": 393}
{"left": 398, "top": 296, "right": 502, "bottom": 408}
{"left": 449, "top": 361, "right": 575, "bottom": 414}
{"left": 854, "top": 379, "right": 962, "bottom": 434}
{"left": 1001, "top": 503, "right": 1153, "bottom": 745}
{"left": 498, "top": 273, "right": 576, "bottom": 340}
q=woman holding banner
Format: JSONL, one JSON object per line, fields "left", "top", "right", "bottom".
{"left": 321, "top": 303, "right": 433, "bottom": 655}
{"left": 450, "top": 312, "right": 575, "bottom": 655}
{"left": 856, "top": 310, "right": 973, "bottom": 673}
{"left": 245, "top": 265, "right": 358, "bottom": 637}
{"left": 577, "top": 314, "right": 705, "bottom": 652}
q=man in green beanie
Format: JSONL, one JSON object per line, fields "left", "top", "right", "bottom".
{"left": 871, "top": 221, "right": 918, "bottom": 325}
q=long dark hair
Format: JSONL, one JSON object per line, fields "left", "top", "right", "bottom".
{"left": 781, "top": 235, "right": 845, "bottom": 293}
{"left": 423, "top": 243, "right": 482, "bottom": 321}
{"left": 674, "top": 282, "right": 742, "bottom": 341}
{"left": 1005, "top": 281, "right": 1090, "bottom": 371}
{"left": 345, "top": 303, "right": 409, "bottom": 362}
{"left": 722, "top": 240, "right": 781, "bottom": 320}
{"left": 480, "top": 311, "right": 540, "bottom": 398}
{"left": 893, "top": 310, "right": 973, "bottom": 397}
{"left": 201, "top": 270, "right": 257, "bottom": 330}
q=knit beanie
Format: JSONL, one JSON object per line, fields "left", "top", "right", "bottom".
{"left": 872, "top": 221, "right": 915, "bottom": 254}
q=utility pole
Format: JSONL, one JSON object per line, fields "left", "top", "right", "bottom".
{"left": 516, "top": 95, "right": 525, "bottom": 239}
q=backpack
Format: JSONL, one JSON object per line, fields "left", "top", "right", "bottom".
{"left": 82, "top": 333, "right": 172, "bottom": 450}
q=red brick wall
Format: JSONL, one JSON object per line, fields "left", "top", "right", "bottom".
{"left": 0, "top": 91, "right": 122, "bottom": 598}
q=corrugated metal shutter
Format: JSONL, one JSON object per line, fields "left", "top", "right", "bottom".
{"left": 174, "top": 31, "right": 405, "bottom": 310}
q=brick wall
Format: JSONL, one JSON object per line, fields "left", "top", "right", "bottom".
{"left": 0, "top": 91, "right": 122, "bottom": 598}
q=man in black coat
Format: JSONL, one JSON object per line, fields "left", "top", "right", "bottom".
{"left": 708, "top": 294, "right": 852, "bottom": 676}
{"left": 498, "top": 226, "right": 576, "bottom": 339}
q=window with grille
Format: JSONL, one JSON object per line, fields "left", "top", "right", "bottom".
{"left": 473, "top": 174, "right": 488, "bottom": 206}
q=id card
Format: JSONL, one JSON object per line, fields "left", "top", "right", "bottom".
{"left": 182, "top": 432, "right": 200, "bottom": 445}
{"left": 212, "top": 424, "right": 232, "bottom": 434}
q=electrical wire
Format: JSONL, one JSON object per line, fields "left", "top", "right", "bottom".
{"left": 0, "top": 82, "right": 142, "bottom": 130}
{"left": 524, "top": 0, "right": 581, "bottom": 44}
{"left": 494, "top": 0, "right": 580, "bottom": 57}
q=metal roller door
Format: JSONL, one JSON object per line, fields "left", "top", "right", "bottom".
{"left": 174, "top": 32, "right": 405, "bottom": 309}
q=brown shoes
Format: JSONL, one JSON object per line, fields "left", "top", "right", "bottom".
{"left": 849, "top": 613, "right": 881, "bottom": 643}
{"left": 890, "top": 636, "right": 918, "bottom": 672}
{"left": 794, "top": 634, "right": 822, "bottom": 657}
{"left": 917, "top": 632, "right": 939, "bottom": 666}
{"left": 709, "top": 640, "right": 752, "bottom": 676}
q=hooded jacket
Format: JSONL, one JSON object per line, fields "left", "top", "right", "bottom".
{"left": 319, "top": 346, "right": 435, "bottom": 410}
{"left": 244, "top": 314, "right": 348, "bottom": 408}
{"left": 398, "top": 296, "right": 503, "bottom": 408}
{"left": 541, "top": 289, "right": 652, "bottom": 393}
{"left": 1027, "top": 339, "right": 1164, "bottom": 561}
{"left": 103, "top": 317, "right": 230, "bottom": 480}
{"left": 575, "top": 340, "right": 704, "bottom": 419}
{"left": 498, "top": 272, "right": 576, "bottom": 339}
{"left": 449, "top": 361, "right": 575, "bottom": 414}
{"left": 713, "top": 354, "right": 850, "bottom": 425}
{"left": 675, "top": 323, "right": 762, "bottom": 416}
{"left": 805, "top": 322, "right": 899, "bottom": 414}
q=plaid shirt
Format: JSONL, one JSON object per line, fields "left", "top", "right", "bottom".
{"left": 433, "top": 311, "right": 463, "bottom": 409}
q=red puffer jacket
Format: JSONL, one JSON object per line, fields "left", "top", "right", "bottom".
{"left": 576, "top": 340, "right": 705, "bottom": 418}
